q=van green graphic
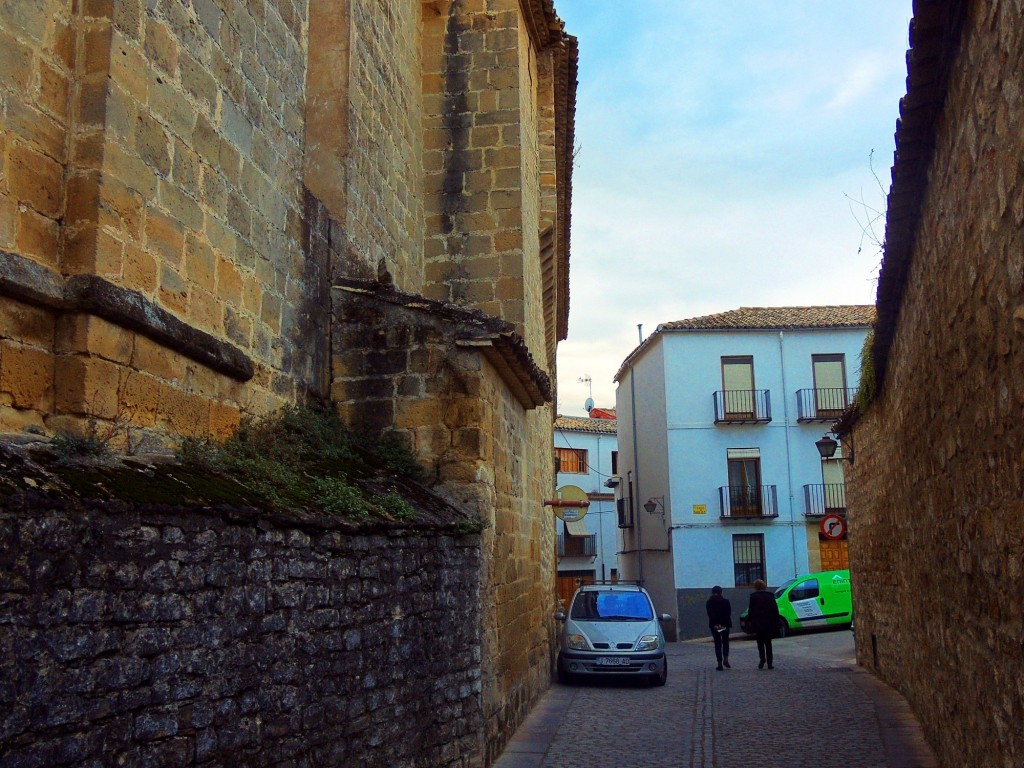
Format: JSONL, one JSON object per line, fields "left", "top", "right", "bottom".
{"left": 740, "top": 569, "right": 852, "bottom": 637}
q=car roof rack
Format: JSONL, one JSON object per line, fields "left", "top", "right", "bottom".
{"left": 577, "top": 580, "right": 644, "bottom": 589}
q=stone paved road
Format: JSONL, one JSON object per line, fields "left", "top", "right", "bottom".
{"left": 494, "top": 630, "right": 937, "bottom": 768}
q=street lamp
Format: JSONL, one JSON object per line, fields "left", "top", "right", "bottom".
{"left": 644, "top": 497, "right": 665, "bottom": 516}
{"left": 815, "top": 434, "right": 838, "bottom": 459}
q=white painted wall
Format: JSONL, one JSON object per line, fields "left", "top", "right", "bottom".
{"left": 554, "top": 425, "right": 620, "bottom": 581}
{"left": 661, "top": 326, "right": 868, "bottom": 589}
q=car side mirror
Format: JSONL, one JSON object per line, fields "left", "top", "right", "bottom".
{"left": 659, "top": 614, "right": 672, "bottom": 622}
{"left": 554, "top": 611, "right": 566, "bottom": 622}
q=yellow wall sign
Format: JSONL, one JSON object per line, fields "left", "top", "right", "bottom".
{"left": 692, "top": 504, "right": 707, "bottom": 515}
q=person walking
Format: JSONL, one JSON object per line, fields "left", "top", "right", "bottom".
{"left": 705, "top": 585, "right": 732, "bottom": 671}
{"left": 747, "top": 579, "right": 780, "bottom": 669}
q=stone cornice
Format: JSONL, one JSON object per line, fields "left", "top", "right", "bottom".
{"left": 0, "top": 250, "right": 255, "bottom": 381}
{"left": 333, "top": 277, "right": 553, "bottom": 409}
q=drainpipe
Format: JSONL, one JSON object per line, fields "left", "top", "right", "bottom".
{"left": 778, "top": 331, "right": 798, "bottom": 579}
{"left": 596, "top": 435, "right": 606, "bottom": 581}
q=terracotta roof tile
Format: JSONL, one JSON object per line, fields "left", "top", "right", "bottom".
{"left": 659, "top": 305, "right": 876, "bottom": 331}
{"left": 554, "top": 415, "right": 617, "bottom": 434}
{"left": 614, "top": 305, "right": 876, "bottom": 382}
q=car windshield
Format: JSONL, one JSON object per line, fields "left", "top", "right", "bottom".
{"left": 774, "top": 579, "right": 797, "bottom": 598}
{"left": 570, "top": 591, "right": 654, "bottom": 621}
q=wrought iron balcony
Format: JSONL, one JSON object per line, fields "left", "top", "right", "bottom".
{"left": 557, "top": 534, "right": 597, "bottom": 558}
{"left": 718, "top": 485, "right": 778, "bottom": 519}
{"left": 803, "top": 483, "right": 847, "bottom": 517}
{"left": 796, "top": 388, "right": 857, "bottom": 422}
{"left": 713, "top": 390, "right": 772, "bottom": 424}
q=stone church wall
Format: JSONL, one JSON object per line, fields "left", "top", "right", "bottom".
{"left": 1, "top": 1, "right": 575, "bottom": 763}
{"left": 846, "top": 3, "right": 1024, "bottom": 766}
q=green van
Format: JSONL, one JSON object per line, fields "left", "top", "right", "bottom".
{"left": 740, "top": 569, "right": 853, "bottom": 637}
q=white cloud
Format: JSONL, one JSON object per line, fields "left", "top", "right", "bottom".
{"left": 553, "top": 1, "right": 909, "bottom": 416}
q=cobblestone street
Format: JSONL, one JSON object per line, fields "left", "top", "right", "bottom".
{"left": 495, "top": 630, "right": 937, "bottom": 768}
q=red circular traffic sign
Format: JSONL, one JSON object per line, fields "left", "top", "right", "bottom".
{"left": 820, "top": 513, "right": 846, "bottom": 540}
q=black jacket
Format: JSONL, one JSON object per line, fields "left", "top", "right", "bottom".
{"left": 706, "top": 594, "right": 732, "bottom": 630}
{"left": 747, "top": 589, "right": 780, "bottom": 633}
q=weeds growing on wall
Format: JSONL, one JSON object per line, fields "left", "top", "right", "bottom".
{"left": 177, "top": 403, "right": 425, "bottom": 524}
{"left": 51, "top": 427, "right": 110, "bottom": 464}
{"left": 855, "top": 329, "right": 876, "bottom": 412}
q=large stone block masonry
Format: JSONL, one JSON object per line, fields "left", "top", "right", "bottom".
{"left": 844, "top": 3, "right": 1024, "bottom": 766}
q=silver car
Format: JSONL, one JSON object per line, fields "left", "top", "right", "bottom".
{"left": 555, "top": 583, "right": 670, "bottom": 686}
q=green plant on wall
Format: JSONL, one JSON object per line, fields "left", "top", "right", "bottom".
{"left": 176, "top": 402, "right": 426, "bottom": 525}
{"left": 855, "top": 328, "right": 876, "bottom": 412}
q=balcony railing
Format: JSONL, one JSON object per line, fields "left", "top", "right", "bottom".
{"left": 557, "top": 534, "right": 597, "bottom": 558}
{"left": 713, "top": 390, "right": 772, "bottom": 424}
{"left": 803, "top": 483, "right": 847, "bottom": 517}
{"left": 718, "top": 485, "right": 778, "bottom": 519}
{"left": 796, "top": 388, "right": 857, "bottom": 422}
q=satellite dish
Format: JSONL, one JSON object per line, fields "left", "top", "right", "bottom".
{"left": 584, "top": 397, "right": 594, "bottom": 413}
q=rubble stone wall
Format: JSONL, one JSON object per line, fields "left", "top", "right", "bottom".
{"left": 847, "top": 4, "right": 1024, "bottom": 767}
{"left": 0, "top": 498, "right": 484, "bottom": 767}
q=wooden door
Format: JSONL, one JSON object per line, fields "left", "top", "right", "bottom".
{"left": 556, "top": 571, "right": 594, "bottom": 611}
{"left": 819, "top": 538, "right": 849, "bottom": 570}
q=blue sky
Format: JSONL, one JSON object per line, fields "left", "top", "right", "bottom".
{"left": 553, "top": 1, "right": 912, "bottom": 415}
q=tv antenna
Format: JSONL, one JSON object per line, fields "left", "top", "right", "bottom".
{"left": 578, "top": 375, "right": 593, "bottom": 413}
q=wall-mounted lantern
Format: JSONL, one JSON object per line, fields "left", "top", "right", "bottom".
{"left": 815, "top": 434, "right": 839, "bottom": 460}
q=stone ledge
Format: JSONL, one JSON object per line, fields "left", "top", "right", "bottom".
{"left": 0, "top": 250, "right": 254, "bottom": 381}
{"left": 334, "top": 277, "right": 552, "bottom": 409}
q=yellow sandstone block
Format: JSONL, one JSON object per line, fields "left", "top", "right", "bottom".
{"left": 396, "top": 398, "right": 442, "bottom": 430}
{"left": 0, "top": 341, "right": 53, "bottom": 410}
{"left": 55, "top": 314, "right": 134, "bottom": 365}
{"left": 0, "top": 297, "right": 55, "bottom": 346}
{"left": 131, "top": 335, "right": 184, "bottom": 382}
{"left": 54, "top": 354, "right": 120, "bottom": 419}
{"left": 15, "top": 207, "right": 60, "bottom": 264}
{"left": 123, "top": 244, "right": 158, "bottom": 293}
{"left": 156, "top": 383, "right": 210, "bottom": 437}
{"left": 120, "top": 370, "right": 160, "bottom": 427}
{"left": 8, "top": 142, "right": 63, "bottom": 218}
{"left": 209, "top": 400, "right": 240, "bottom": 438}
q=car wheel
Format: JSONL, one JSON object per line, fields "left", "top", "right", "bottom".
{"left": 650, "top": 660, "right": 667, "bottom": 687}
{"left": 777, "top": 618, "right": 788, "bottom": 638}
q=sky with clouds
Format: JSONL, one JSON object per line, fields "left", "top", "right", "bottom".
{"left": 552, "top": 1, "right": 913, "bottom": 416}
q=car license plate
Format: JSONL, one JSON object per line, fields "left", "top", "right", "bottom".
{"left": 595, "top": 656, "right": 630, "bottom": 666}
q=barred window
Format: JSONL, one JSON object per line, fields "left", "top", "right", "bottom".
{"left": 556, "top": 447, "right": 588, "bottom": 474}
{"left": 732, "top": 533, "right": 765, "bottom": 587}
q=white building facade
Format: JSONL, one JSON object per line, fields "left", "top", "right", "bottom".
{"left": 553, "top": 415, "right": 619, "bottom": 608}
{"left": 612, "top": 306, "right": 873, "bottom": 639}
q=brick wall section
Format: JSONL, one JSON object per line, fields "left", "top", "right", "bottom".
{"left": 515, "top": 15, "right": 545, "bottom": 360}
{"left": 0, "top": 0, "right": 71, "bottom": 273}
{"left": 477, "top": 383, "right": 556, "bottom": 763}
{"left": 0, "top": 497, "right": 484, "bottom": 767}
{"left": 330, "top": 284, "right": 556, "bottom": 763}
{"left": 1, "top": 0, "right": 329, "bottom": 441}
{"left": 345, "top": 0, "right": 425, "bottom": 288}
{"left": 847, "top": 3, "right": 1024, "bottom": 766}
{"left": 306, "top": 0, "right": 427, "bottom": 291}
{"left": 422, "top": 0, "right": 552, "bottom": 349}
{"left": 0, "top": 0, "right": 74, "bottom": 433}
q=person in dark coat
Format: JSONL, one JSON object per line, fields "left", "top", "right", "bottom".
{"left": 705, "top": 585, "right": 732, "bottom": 670}
{"left": 747, "top": 578, "right": 780, "bottom": 669}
